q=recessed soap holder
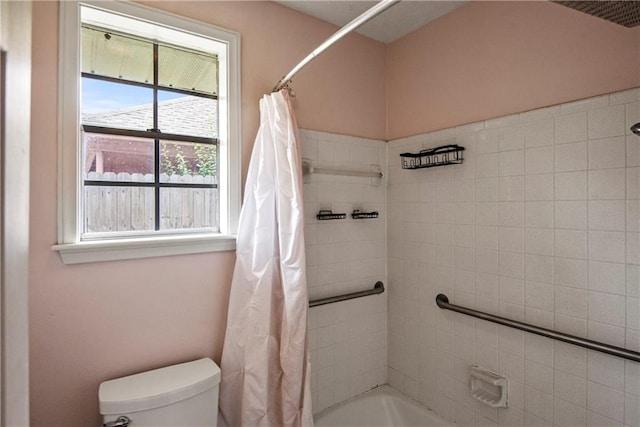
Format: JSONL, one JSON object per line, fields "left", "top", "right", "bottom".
{"left": 469, "top": 365, "right": 508, "bottom": 408}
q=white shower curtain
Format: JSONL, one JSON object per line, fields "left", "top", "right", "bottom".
{"left": 219, "top": 90, "right": 313, "bottom": 427}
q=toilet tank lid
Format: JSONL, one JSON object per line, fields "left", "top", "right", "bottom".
{"left": 99, "top": 358, "right": 221, "bottom": 415}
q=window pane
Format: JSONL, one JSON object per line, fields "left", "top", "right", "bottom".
{"left": 159, "top": 187, "right": 218, "bottom": 231}
{"left": 158, "top": 44, "right": 217, "bottom": 95}
{"left": 160, "top": 141, "right": 217, "bottom": 182}
{"left": 158, "top": 92, "right": 217, "bottom": 138}
{"left": 82, "top": 26, "right": 153, "bottom": 84}
{"left": 83, "top": 132, "right": 155, "bottom": 180}
{"left": 84, "top": 185, "right": 155, "bottom": 233}
{"left": 82, "top": 78, "right": 153, "bottom": 130}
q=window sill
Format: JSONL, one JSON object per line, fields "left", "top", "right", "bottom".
{"left": 52, "top": 233, "right": 236, "bottom": 264}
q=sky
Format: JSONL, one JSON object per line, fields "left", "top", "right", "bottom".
{"left": 82, "top": 78, "right": 183, "bottom": 114}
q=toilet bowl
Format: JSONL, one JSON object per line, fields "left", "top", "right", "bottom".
{"left": 99, "top": 358, "right": 220, "bottom": 427}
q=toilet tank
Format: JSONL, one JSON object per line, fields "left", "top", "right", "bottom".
{"left": 99, "top": 358, "right": 221, "bottom": 427}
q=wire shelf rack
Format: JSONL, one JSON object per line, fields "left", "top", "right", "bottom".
{"left": 317, "top": 210, "right": 347, "bottom": 220}
{"left": 400, "top": 144, "right": 465, "bottom": 170}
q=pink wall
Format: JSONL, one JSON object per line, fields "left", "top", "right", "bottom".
{"left": 387, "top": 1, "right": 640, "bottom": 140}
{"left": 28, "top": 2, "right": 385, "bottom": 426}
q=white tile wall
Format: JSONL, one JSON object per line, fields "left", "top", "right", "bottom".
{"left": 300, "top": 129, "right": 388, "bottom": 413}
{"left": 387, "top": 88, "right": 640, "bottom": 426}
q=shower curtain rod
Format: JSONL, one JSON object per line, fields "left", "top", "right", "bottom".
{"left": 272, "top": 0, "right": 400, "bottom": 92}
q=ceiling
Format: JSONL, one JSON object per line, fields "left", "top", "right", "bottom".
{"left": 276, "top": 1, "right": 468, "bottom": 44}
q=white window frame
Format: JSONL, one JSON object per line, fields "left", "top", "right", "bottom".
{"left": 53, "top": 1, "right": 241, "bottom": 264}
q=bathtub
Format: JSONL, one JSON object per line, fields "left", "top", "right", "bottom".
{"left": 314, "top": 385, "right": 453, "bottom": 427}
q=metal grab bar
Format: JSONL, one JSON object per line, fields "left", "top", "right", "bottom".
{"left": 309, "top": 281, "right": 384, "bottom": 308}
{"left": 436, "top": 294, "right": 640, "bottom": 363}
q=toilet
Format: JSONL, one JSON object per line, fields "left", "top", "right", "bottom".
{"left": 99, "top": 358, "right": 221, "bottom": 427}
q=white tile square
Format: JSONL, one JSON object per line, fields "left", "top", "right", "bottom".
{"left": 588, "top": 291, "right": 626, "bottom": 327}
{"left": 499, "top": 201, "right": 525, "bottom": 227}
{"left": 556, "top": 171, "right": 588, "bottom": 200}
{"left": 499, "top": 227, "right": 524, "bottom": 253}
{"left": 524, "top": 119, "right": 554, "bottom": 148}
{"left": 454, "top": 224, "right": 475, "bottom": 248}
{"left": 499, "top": 276, "right": 525, "bottom": 305}
{"left": 499, "top": 176, "right": 524, "bottom": 201}
{"left": 588, "top": 169, "right": 626, "bottom": 200}
{"left": 454, "top": 202, "right": 475, "bottom": 225}
{"left": 525, "top": 174, "right": 554, "bottom": 201}
{"left": 525, "top": 228, "right": 554, "bottom": 256}
{"left": 476, "top": 249, "right": 498, "bottom": 275}
{"left": 555, "top": 200, "right": 587, "bottom": 229}
{"left": 524, "top": 386, "right": 554, "bottom": 422}
{"left": 454, "top": 246, "right": 475, "bottom": 271}
{"left": 476, "top": 226, "right": 499, "bottom": 250}
{"left": 500, "top": 127, "right": 525, "bottom": 152}
{"left": 476, "top": 153, "right": 499, "bottom": 178}
{"left": 436, "top": 203, "right": 454, "bottom": 224}
{"left": 625, "top": 393, "right": 640, "bottom": 427}
{"left": 525, "top": 359, "right": 553, "bottom": 394}
{"left": 555, "top": 112, "right": 587, "bottom": 144}
{"left": 526, "top": 146, "right": 554, "bottom": 175}
{"left": 436, "top": 180, "right": 455, "bottom": 202}
{"left": 317, "top": 140, "right": 335, "bottom": 162}
{"left": 500, "top": 150, "right": 525, "bottom": 177}
{"left": 554, "top": 398, "right": 586, "bottom": 426}
{"left": 587, "top": 381, "right": 624, "bottom": 422}
{"left": 588, "top": 231, "right": 625, "bottom": 263}
{"left": 525, "top": 281, "right": 554, "bottom": 311}
{"left": 555, "top": 257, "right": 588, "bottom": 288}
{"left": 476, "top": 178, "right": 499, "bottom": 202}
{"left": 499, "top": 251, "right": 525, "bottom": 280}
{"left": 555, "top": 229, "right": 588, "bottom": 259}
{"left": 588, "top": 104, "right": 626, "bottom": 139}
{"left": 555, "top": 141, "right": 588, "bottom": 172}
{"left": 525, "top": 201, "right": 554, "bottom": 228}
{"left": 555, "top": 285, "right": 588, "bottom": 319}
{"left": 477, "top": 202, "right": 499, "bottom": 226}
{"left": 554, "top": 341, "right": 587, "bottom": 377}
{"left": 455, "top": 180, "right": 475, "bottom": 202}
{"left": 476, "top": 128, "right": 501, "bottom": 153}
{"left": 588, "top": 261, "right": 626, "bottom": 295}
{"left": 588, "top": 200, "right": 626, "bottom": 231}
{"left": 477, "top": 273, "right": 499, "bottom": 300}
{"left": 588, "top": 136, "right": 626, "bottom": 170}
{"left": 526, "top": 255, "right": 554, "bottom": 284}
{"left": 626, "top": 362, "right": 640, "bottom": 396}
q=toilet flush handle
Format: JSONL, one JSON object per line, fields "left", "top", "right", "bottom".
{"left": 103, "top": 416, "right": 130, "bottom": 427}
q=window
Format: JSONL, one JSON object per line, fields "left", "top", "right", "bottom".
{"left": 54, "top": 1, "right": 241, "bottom": 264}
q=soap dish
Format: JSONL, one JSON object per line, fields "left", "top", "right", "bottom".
{"left": 469, "top": 365, "right": 508, "bottom": 408}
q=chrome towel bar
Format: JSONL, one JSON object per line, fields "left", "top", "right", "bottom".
{"left": 309, "top": 281, "right": 384, "bottom": 308}
{"left": 436, "top": 294, "right": 640, "bottom": 363}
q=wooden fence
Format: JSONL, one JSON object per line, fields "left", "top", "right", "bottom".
{"left": 84, "top": 172, "right": 218, "bottom": 232}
